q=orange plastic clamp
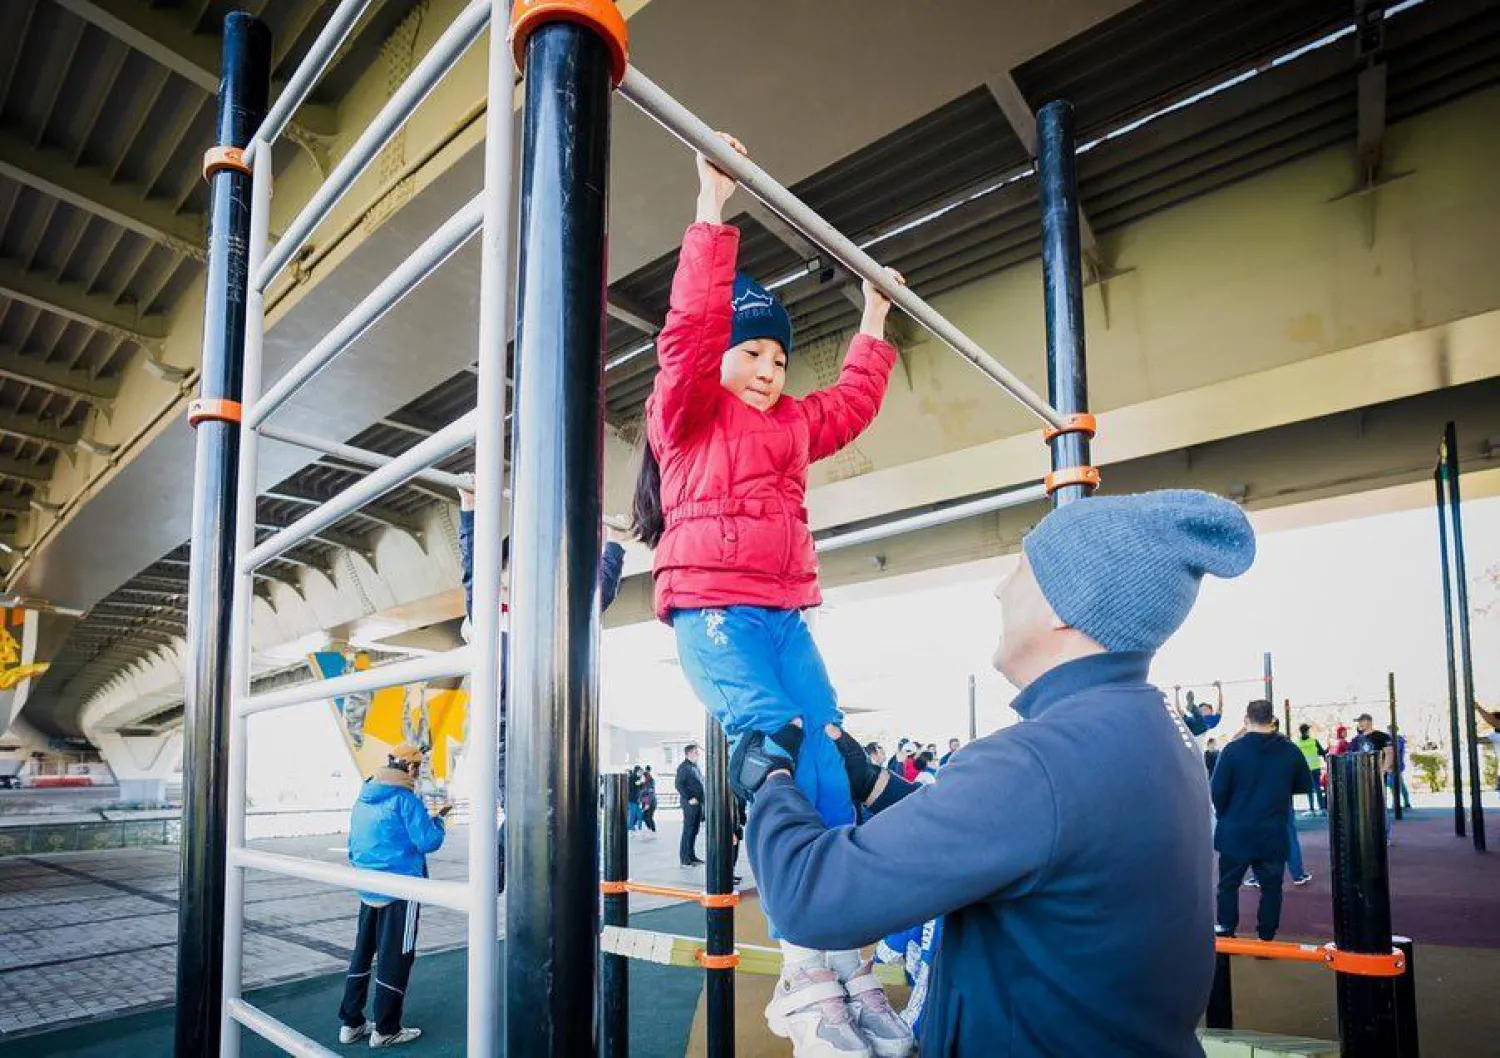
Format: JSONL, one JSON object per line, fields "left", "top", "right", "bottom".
{"left": 510, "top": 0, "right": 629, "bottom": 86}
{"left": 188, "top": 399, "right": 244, "bottom": 428}
{"left": 1044, "top": 465, "right": 1101, "bottom": 495}
{"left": 1042, "top": 412, "right": 1097, "bottom": 443}
{"left": 203, "top": 146, "right": 251, "bottom": 181}
{"left": 1324, "top": 945, "right": 1406, "bottom": 978}
{"left": 698, "top": 892, "right": 740, "bottom": 909}
{"left": 599, "top": 880, "right": 628, "bottom": 895}
{"left": 696, "top": 950, "right": 740, "bottom": 970}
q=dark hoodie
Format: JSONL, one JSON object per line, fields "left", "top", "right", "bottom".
{"left": 1210, "top": 732, "right": 1311, "bottom": 861}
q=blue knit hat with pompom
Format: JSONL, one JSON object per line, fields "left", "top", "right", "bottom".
{"left": 1022, "top": 490, "right": 1256, "bottom": 653}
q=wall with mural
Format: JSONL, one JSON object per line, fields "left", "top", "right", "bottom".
{"left": 308, "top": 651, "right": 469, "bottom": 792}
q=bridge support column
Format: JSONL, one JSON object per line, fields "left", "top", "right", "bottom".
{"left": 94, "top": 731, "right": 183, "bottom": 803}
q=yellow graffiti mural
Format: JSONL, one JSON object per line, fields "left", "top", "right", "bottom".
{"left": 0, "top": 613, "right": 46, "bottom": 690}
{"left": 310, "top": 651, "right": 469, "bottom": 787}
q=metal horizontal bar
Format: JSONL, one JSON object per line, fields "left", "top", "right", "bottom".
{"left": 227, "top": 1000, "right": 339, "bottom": 1058}
{"left": 237, "top": 647, "right": 472, "bottom": 716}
{"left": 251, "top": 196, "right": 484, "bottom": 426}
{"left": 815, "top": 482, "right": 1048, "bottom": 554}
{"left": 617, "top": 65, "right": 1063, "bottom": 430}
{"left": 246, "top": 0, "right": 376, "bottom": 164}
{"left": 259, "top": 423, "right": 468, "bottom": 491}
{"left": 243, "top": 412, "right": 475, "bottom": 569}
{"left": 257, "top": 0, "right": 491, "bottom": 289}
{"left": 231, "top": 847, "right": 473, "bottom": 911}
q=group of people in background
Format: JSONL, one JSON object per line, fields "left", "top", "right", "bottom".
{"left": 627, "top": 764, "right": 658, "bottom": 833}
{"left": 863, "top": 736, "right": 964, "bottom": 789}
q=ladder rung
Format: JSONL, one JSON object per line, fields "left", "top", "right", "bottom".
{"left": 242, "top": 412, "right": 477, "bottom": 571}
{"left": 228, "top": 999, "right": 340, "bottom": 1057}
{"left": 238, "top": 647, "right": 472, "bottom": 716}
{"left": 232, "top": 847, "right": 473, "bottom": 912}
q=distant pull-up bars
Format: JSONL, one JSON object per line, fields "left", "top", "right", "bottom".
{"left": 616, "top": 65, "right": 1065, "bottom": 431}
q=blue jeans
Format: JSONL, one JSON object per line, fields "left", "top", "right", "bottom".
{"left": 673, "top": 606, "right": 855, "bottom": 832}
{"left": 1286, "top": 812, "right": 1305, "bottom": 879}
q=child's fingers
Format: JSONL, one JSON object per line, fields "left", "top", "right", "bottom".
{"left": 716, "top": 131, "right": 747, "bottom": 156}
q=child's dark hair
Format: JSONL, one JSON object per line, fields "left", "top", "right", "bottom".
{"left": 631, "top": 441, "right": 666, "bottom": 548}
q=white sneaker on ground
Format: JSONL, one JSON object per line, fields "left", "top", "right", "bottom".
{"left": 339, "top": 1023, "right": 372, "bottom": 1044}
{"left": 843, "top": 962, "right": 915, "bottom": 1057}
{"left": 766, "top": 966, "right": 872, "bottom": 1057}
{"left": 369, "top": 1027, "right": 422, "bottom": 1048}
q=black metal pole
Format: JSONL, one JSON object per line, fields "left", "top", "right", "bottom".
{"left": 1263, "top": 652, "right": 1275, "bottom": 716}
{"left": 1443, "top": 423, "right": 1486, "bottom": 853}
{"left": 704, "top": 719, "right": 735, "bottom": 1058}
{"left": 1329, "top": 753, "right": 1398, "bottom": 1057}
{"left": 1036, "top": 100, "right": 1093, "bottom": 509}
{"left": 967, "top": 674, "right": 977, "bottom": 741}
{"left": 175, "top": 15, "right": 268, "bottom": 1057}
{"left": 505, "top": 19, "right": 612, "bottom": 1056}
{"left": 1206, "top": 954, "right": 1234, "bottom": 1030}
{"left": 1434, "top": 465, "right": 1466, "bottom": 837}
{"left": 1389, "top": 672, "right": 1403, "bottom": 822}
{"left": 601, "top": 773, "right": 630, "bottom": 1058}
{"left": 1392, "top": 936, "right": 1419, "bottom": 1058}
{"left": 1284, "top": 699, "right": 1293, "bottom": 737}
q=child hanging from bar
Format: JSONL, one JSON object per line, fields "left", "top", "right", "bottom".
{"left": 630, "top": 133, "right": 912, "bottom": 1058}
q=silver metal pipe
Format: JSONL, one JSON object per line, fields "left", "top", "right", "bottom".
{"left": 259, "top": 423, "right": 469, "bottom": 491}
{"left": 220, "top": 140, "right": 273, "bottom": 1058}
{"left": 242, "top": 411, "right": 476, "bottom": 570}
{"left": 250, "top": 196, "right": 484, "bottom": 427}
{"left": 230, "top": 848, "right": 473, "bottom": 911}
{"left": 617, "top": 65, "right": 1065, "bottom": 431}
{"left": 238, "top": 647, "right": 473, "bottom": 716}
{"left": 226, "top": 1000, "right": 340, "bottom": 1058}
{"left": 257, "top": 0, "right": 491, "bottom": 289}
{"left": 245, "top": 0, "right": 376, "bottom": 164}
{"left": 815, "top": 482, "right": 1048, "bottom": 554}
{"left": 466, "top": 5, "right": 514, "bottom": 1055}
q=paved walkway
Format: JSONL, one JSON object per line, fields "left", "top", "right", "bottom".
{"left": 0, "top": 810, "right": 726, "bottom": 1041}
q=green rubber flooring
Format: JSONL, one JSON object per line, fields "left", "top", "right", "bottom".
{"left": 6, "top": 902, "right": 708, "bottom": 1057}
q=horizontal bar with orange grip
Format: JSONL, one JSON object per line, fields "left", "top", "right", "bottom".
{"left": 600, "top": 880, "right": 739, "bottom": 908}
{"left": 1215, "top": 937, "right": 1406, "bottom": 977}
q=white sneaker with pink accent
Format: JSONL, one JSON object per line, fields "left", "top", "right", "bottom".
{"left": 842, "top": 961, "right": 915, "bottom": 1057}
{"left": 766, "top": 965, "right": 872, "bottom": 1057}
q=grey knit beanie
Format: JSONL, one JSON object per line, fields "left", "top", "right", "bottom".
{"left": 1022, "top": 490, "right": 1256, "bottom": 653}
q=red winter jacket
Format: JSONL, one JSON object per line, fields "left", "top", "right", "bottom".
{"left": 645, "top": 223, "right": 897, "bottom": 621}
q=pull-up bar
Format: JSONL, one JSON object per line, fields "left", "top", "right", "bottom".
{"left": 616, "top": 66, "right": 1066, "bottom": 432}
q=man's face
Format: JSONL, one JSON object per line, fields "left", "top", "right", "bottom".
{"left": 949, "top": 739, "right": 960, "bottom": 751}
{"left": 993, "top": 555, "right": 1057, "bottom": 682}
{"left": 1357, "top": 717, "right": 1373, "bottom": 734}
{"left": 686, "top": 747, "right": 700, "bottom": 763}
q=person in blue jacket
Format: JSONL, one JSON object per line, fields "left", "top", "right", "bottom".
{"left": 338, "top": 742, "right": 449, "bottom": 1048}
{"left": 457, "top": 482, "right": 627, "bottom": 890}
{"left": 728, "top": 490, "right": 1257, "bottom": 1057}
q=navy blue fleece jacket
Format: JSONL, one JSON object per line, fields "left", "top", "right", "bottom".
{"left": 748, "top": 652, "right": 1215, "bottom": 1057}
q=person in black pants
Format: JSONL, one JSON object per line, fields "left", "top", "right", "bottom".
{"left": 338, "top": 742, "right": 449, "bottom": 1048}
{"left": 676, "top": 744, "right": 705, "bottom": 867}
{"left": 1210, "top": 700, "right": 1312, "bottom": 941}
{"left": 640, "top": 765, "right": 658, "bottom": 833}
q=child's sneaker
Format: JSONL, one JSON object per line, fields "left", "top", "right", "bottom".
{"left": 339, "top": 1023, "right": 372, "bottom": 1044}
{"left": 842, "top": 961, "right": 915, "bottom": 1057}
{"left": 766, "top": 965, "right": 871, "bottom": 1057}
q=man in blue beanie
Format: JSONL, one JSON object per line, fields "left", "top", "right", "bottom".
{"left": 736, "top": 490, "right": 1256, "bottom": 1056}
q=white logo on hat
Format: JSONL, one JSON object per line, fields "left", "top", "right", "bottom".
{"left": 731, "top": 287, "right": 776, "bottom": 314}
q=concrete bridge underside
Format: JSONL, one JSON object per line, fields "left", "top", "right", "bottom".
{"left": 1, "top": 0, "right": 1497, "bottom": 749}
